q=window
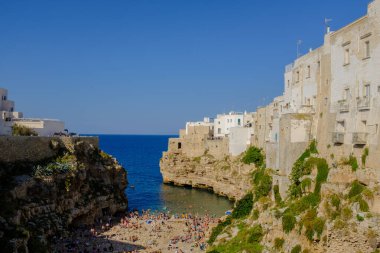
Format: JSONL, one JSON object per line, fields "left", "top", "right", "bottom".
{"left": 378, "top": 86, "right": 380, "bottom": 93}
{"left": 287, "top": 80, "right": 290, "bottom": 88}
{"left": 296, "top": 71, "right": 300, "bottom": 82}
{"left": 343, "top": 88, "right": 350, "bottom": 100}
{"left": 344, "top": 48, "right": 350, "bottom": 65}
{"left": 177, "top": 142, "right": 182, "bottom": 149}
{"left": 365, "top": 41, "right": 370, "bottom": 58}
{"left": 10, "top": 107, "right": 13, "bottom": 112}
{"left": 238, "top": 119, "right": 241, "bottom": 126}
{"left": 337, "top": 120, "right": 345, "bottom": 132}
{"left": 307, "top": 65, "right": 311, "bottom": 78}
{"left": 364, "top": 84, "right": 370, "bottom": 98}
{"left": 2, "top": 96, "right": 6, "bottom": 100}
{"left": 218, "top": 128, "right": 221, "bottom": 134}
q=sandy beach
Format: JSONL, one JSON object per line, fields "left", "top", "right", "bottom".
{"left": 53, "top": 211, "right": 219, "bottom": 253}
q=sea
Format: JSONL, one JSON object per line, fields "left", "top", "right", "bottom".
{"left": 94, "top": 135, "right": 233, "bottom": 217}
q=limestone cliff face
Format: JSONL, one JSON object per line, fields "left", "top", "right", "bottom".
{"left": 0, "top": 137, "right": 128, "bottom": 253}
{"left": 209, "top": 158, "right": 380, "bottom": 253}
{"left": 160, "top": 151, "right": 254, "bottom": 200}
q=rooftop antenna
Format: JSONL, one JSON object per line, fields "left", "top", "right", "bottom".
{"left": 297, "top": 40, "right": 303, "bottom": 58}
{"left": 325, "top": 18, "right": 332, "bottom": 34}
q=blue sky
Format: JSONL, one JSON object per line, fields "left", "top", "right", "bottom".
{"left": 0, "top": 0, "right": 369, "bottom": 134}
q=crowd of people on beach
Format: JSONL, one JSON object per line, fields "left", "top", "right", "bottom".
{"left": 52, "top": 209, "right": 219, "bottom": 253}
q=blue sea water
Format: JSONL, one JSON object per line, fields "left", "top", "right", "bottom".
{"left": 96, "top": 135, "right": 233, "bottom": 216}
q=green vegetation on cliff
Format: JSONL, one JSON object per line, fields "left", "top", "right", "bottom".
{"left": 209, "top": 224, "right": 264, "bottom": 253}
{"left": 242, "top": 146, "right": 264, "bottom": 168}
{"left": 33, "top": 153, "right": 81, "bottom": 177}
{"left": 252, "top": 168, "right": 272, "bottom": 201}
{"left": 288, "top": 140, "right": 320, "bottom": 198}
{"left": 208, "top": 166, "right": 272, "bottom": 251}
{"left": 361, "top": 148, "right": 369, "bottom": 167}
{"left": 231, "top": 192, "right": 254, "bottom": 219}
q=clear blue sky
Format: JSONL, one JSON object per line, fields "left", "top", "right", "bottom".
{"left": 0, "top": 0, "right": 369, "bottom": 134}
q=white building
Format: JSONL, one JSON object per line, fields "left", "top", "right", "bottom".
{"left": 282, "top": 48, "right": 320, "bottom": 115}
{"left": 214, "top": 112, "right": 244, "bottom": 137}
{"left": 0, "top": 88, "right": 23, "bottom": 135}
{"left": 0, "top": 88, "right": 65, "bottom": 136}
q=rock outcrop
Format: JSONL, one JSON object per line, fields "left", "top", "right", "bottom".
{"left": 160, "top": 152, "right": 254, "bottom": 200}
{"left": 0, "top": 137, "right": 128, "bottom": 253}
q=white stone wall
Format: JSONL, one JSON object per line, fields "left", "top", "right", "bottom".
{"left": 13, "top": 119, "right": 65, "bottom": 136}
{"left": 228, "top": 127, "right": 253, "bottom": 156}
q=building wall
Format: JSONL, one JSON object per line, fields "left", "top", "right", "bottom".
{"left": 168, "top": 138, "right": 183, "bottom": 153}
{"left": 279, "top": 114, "right": 311, "bottom": 176}
{"left": 229, "top": 127, "right": 253, "bottom": 156}
{"left": 329, "top": 8, "right": 380, "bottom": 148}
{"left": 206, "top": 138, "right": 229, "bottom": 159}
{"left": 214, "top": 112, "right": 244, "bottom": 137}
{"left": 283, "top": 48, "right": 321, "bottom": 115}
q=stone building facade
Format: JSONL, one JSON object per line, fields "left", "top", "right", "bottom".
{"left": 163, "top": 0, "right": 380, "bottom": 197}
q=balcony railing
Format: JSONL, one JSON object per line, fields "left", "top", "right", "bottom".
{"left": 338, "top": 100, "right": 349, "bottom": 113}
{"left": 352, "top": 132, "right": 368, "bottom": 145}
{"left": 332, "top": 132, "right": 345, "bottom": 144}
{"left": 357, "top": 97, "right": 370, "bottom": 111}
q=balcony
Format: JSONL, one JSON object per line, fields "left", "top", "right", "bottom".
{"left": 300, "top": 105, "right": 315, "bottom": 114}
{"left": 332, "top": 132, "right": 345, "bottom": 144}
{"left": 352, "top": 132, "right": 368, "bottom": 145}
{"left": 357, "top": 97, "right": 370, "bottom": 111}
{"left": 338, "top": 100, "right": 349, "bottom": 113}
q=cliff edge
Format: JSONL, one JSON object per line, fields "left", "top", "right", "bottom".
{"left": 160, "top": 151, "right": 254, "bottom": 200}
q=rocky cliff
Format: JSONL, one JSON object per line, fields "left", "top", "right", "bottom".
{"left": 206, "top": 143, "right": 380, "bottom": 253}
{"left": 160, "top": 151, "right": 254, "bottom": 200}
{"left": 0, "top": 137, "right": 128, "bottom": 253}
